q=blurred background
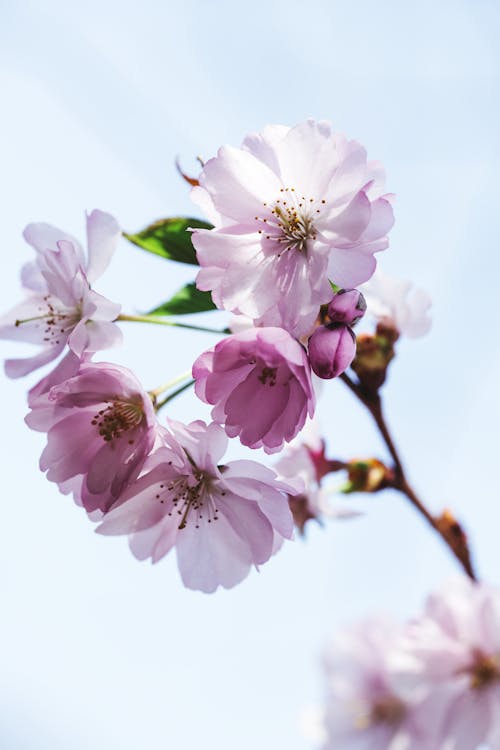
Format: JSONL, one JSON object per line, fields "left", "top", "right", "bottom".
{"left": 0, "top": 1, "right": 499, "bottom": 747}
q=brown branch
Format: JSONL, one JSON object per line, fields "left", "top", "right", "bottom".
{"left": 339, "top": 372, "right": 477, "bottom": 581}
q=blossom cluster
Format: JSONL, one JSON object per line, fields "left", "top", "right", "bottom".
{"left": 321, "top": 578, "right": 500, "bottom": 750}
{"left": 0, "top": 120, "right": 432, "bottom": 595}
{"left": 0, "top": 210, "right": 299, "bottom": 592}
{"left": 6, "top": 115, "right": 490, "bottom": 750}
{"left": 190, "top": 119, "right": 396, "bottom": 452}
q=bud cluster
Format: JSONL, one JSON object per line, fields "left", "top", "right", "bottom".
{"left": 308, "top": 288, "right": 366, "bottom": 379}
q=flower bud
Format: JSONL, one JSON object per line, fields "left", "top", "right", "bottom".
{"left": 351, "top": 325, "right": 397, "bottom": 393}
{"left": 328, "top": 288, "right": 366, "bottom": 326}
{"left": 308, "top": 324, "right": 356, "bottom": 379}
{"left": 435, "top": 509, "right": 473, "bottom": 577}
{"left": 341, "top": 458, "right": 394, "bottom": 493}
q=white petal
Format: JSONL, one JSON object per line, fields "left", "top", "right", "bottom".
{"left": 85, "top": 209, "right": 121, "bottom": 283}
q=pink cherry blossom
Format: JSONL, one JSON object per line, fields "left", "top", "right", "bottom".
{"left": 192, "top": 120, "right": 394, "bottom": 337}
{"left": 403, "top": 578, "right": 500, "bottom": 750}
{"left": 274, "top": 419, "right": 358, "bottom": 534}
{"left": 28, "top": 362, "right": 157, "bottom": 513}
{"left": 192, "top": 327, "right": 315, "bottom": 454}
{"left": 97, "top": 419, "right": 298, "bottom": 593}
{"left": 0, "top": 210, "right": 122, "bottom": 378}
{"left": 322, "top": 619, "right": 432, "bottom": 750}
{"left": 361, "top": 270, "right": 432, "bottom": 338}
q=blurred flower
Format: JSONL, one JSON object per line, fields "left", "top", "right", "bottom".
{"left": 0, "top": 210, "right": 122, "bottom": 377}
{"left": 27, "top": 362, "right": 157, "bottom": 513}
{"left": 404, "top": 578, "right": 500, "bottom": 749}
{"left": 321, "top": 580, "right": 500, "bottom": 750}
{"left": 274, "top": 420, "right": 355, "bottom": 534}
{"left": 192, "top": 120, "right": 394, "bottom": 337}
{"left": 361, "top": 270, "right": 432, "bottom": 338}
{"left": 97, "top": 419, "right": 298, "bottom": 593}
{"left": 193, "top": 326, "right": 315, "bottom": 454}
{"left": 275, "top": 438, "right": 325, "bottom": 533}
{"left": 322, "top": 618, "right": 429, "bottom": 750}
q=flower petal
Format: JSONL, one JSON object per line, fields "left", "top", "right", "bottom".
{"left": 85, "top": 210, "right": 121, "bottom": 284}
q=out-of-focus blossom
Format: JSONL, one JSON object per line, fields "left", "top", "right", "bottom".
{"left": 0, "top": 210, "right": 122, "bottom": 377}
{"left": 361, "top": 270, "right": 431, "bottom": 338}
{"left": 327, "top": 288, "right": 367, "bottom": 326}
{"left": 275, "top": 439, "right": 325, "bottom": 533}
{"left": 192, "top": 120, "right": 394, "bottom": 337}
{"left": 403, "top": 578, "right": 500, "bottom": 750}
{"left": 274, "top": 421, "right": 355, "bottom": 534}
{"left": 322, "top": 619, "right": 430, "bottom": 750}
{"left": 27, "top": 362, "right": 157, "bottom": 513}
{"left": 193, "top": 327, "right": 315, "bottom": 454}
{"left": 308, "top": 324, "right": 356, "bottom": 379}
{"left": 322, "top": 580, "right": 500, "bottom": 750}
{"left": 97, "top": 419, "right": 298, "bottom": 593}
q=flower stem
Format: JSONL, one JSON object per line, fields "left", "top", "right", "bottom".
{"left": 155, "top": 380, "right": 195, "bottom": 412}
{"left": 149, "top": 371, "right": 192, "bottom": 400}
{"left": 339, "top": 372, "right": 477, "bottom": 581}
{"left": 117, "top": 313, "right": 226, "bottom": 335}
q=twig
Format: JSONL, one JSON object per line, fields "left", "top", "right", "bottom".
{"left": 339, "top": 372, "right": 477, "bottom": 581}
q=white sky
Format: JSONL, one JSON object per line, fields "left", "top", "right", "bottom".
{"left": 0, "top": 1, "right": 499, "bottom": 748}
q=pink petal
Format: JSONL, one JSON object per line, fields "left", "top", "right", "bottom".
{"left": 242, "top": 124, "right": 290, "bottom": 173}
{"left": 176, "top": 512, "right": 253, "bottom": 593}
{"left": 85, "top": 210, "right": 121, "bottom": 284}
{"left": 328, "top": 248, "right": 377, "bottom": 288}
{"left": 200, "top": 145, "right": 282, "bottom": 223}
{"left": 23, "top": 222, "right": 83, "bottom": 261}
{"left": 216, "top": 495, "right": 274, "bottom": 565}
{"left": 5, "top": 342, "right": 63, "bottom": 379}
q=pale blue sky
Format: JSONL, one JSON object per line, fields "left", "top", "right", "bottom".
{"left": 1, "top": 2, "right": 499, "bottom": 748}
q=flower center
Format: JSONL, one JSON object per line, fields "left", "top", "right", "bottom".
{"left": 255, "top": 187, "right": 326, "bottom": 256}
{"left": 154, "top": 465, "right": 221, "bottom": 530}
{"left": 369, "top": 696, "right": 406, "bottom": 727}
{"left": 258, "top": 366, "right": 277, "bottom": 386}
{"left": 355, "top": 694, "right": 406, "bottom": 731}
{"left": 469, "top": 652, "right": 500, "bottom": 690}
{"left": 91, "top": 399, "right": 144, "bottom": 443}
{"left": 15, "top": 295, "right": 79, "bottom": 346}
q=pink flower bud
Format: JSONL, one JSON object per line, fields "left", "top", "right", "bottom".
{"left": 328, "top": 288, "right": 366, "bottom": 326}
{"left": 308, "top": 325, "right": 356, "bottom": 379}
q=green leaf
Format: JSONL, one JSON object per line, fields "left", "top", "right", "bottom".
{"left": 123, "top": 217, "right": 213, "bottom": 265}
{"left": 148, "top": 283, "right": 217, "bottom": 316}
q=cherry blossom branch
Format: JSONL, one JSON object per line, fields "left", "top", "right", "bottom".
{"left": 117, "top": 313, "right": 226, "bottom": 335}
{"left": 339, "top": 372, "right": 477, "bottom": 581}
